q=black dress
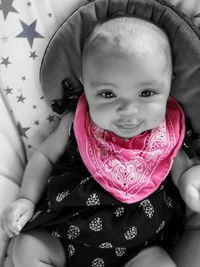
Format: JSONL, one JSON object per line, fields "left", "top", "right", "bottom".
{"left": 23, "top": 128, "right": 185, "bottom": 267}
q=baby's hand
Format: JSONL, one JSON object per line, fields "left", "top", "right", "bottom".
{"left": 184, "top": 184, "right": 200, "bottom": 212}
{"left": 180, "top": 165, "right": 200, "bottom": 212}
{"left": 1, "top": 198, "right": 35, "bottom": 238}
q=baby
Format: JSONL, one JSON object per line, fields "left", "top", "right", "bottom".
{"left": 2, "top": 16, "right": 200, "bottom": 267}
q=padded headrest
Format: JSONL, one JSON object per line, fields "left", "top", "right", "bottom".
{"left": 40, "top": 0, "right": 200, "bottom": 134}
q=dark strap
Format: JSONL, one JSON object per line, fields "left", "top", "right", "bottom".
{"left": 51, "top": 78, "right": 82, "bottom": 114}
{"left": 182, "top": 117, "right": 200, "bottom": 158}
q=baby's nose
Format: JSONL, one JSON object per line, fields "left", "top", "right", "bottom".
{"left": 117, "top": 100, "right": 139, "bottom": 116}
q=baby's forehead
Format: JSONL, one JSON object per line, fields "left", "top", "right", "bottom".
{"left": 86, "top": 17, "right": 170, "bottom": 59}
{"left": 83, "top": 19, "right": 170, "bottom": 67}
{"left": 101, "top": 17, "right": 159, "bottom": 32}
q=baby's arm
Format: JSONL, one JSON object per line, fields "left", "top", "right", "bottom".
{"left": 171, "top": 149, "right": 200, "bottom": 212}
{"left": 19, "top": 112, "right": 74, "bottom": 205}
{"left": 1, "top": 112, "right": 74, "bottom": 237}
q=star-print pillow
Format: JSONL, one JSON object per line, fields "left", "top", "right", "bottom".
{"left": 0, "top": 0, "right": 88, "bottom": 263}
{"left": 0, "top": 0, "right": 89, "bottom": 159}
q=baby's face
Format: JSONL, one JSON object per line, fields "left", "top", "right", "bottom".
{"left": 82, "top": 50, "right": 172, "bottom": 139}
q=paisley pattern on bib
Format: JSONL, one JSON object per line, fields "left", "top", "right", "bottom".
{"left": 74, "top": 95, "right": 185, "bottom": 203}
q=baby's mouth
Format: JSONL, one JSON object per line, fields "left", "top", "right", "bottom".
{"left": 114, "top": 122, "right": 142, "bottom": 132}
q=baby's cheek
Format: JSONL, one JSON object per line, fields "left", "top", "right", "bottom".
{"left": 91, "top": 109, "right": 112, "bottom": 129}
{"left": 155, "top": 105, "right": 166, "bottom": 121}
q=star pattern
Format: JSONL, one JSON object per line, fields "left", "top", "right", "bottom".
{"left": 29, "top": 51, "right": 38, "bottom": 60}
{"left": 17, "top": 94, "right": 26, "bottom": 103}
{"left": 4, "top": 86, "right": 13, "bottom": 95}
{"left": 46, "top": 114, "right": 55, "bottom": 123}
{"left": 17, "top": 122, "right": 30, "bottom": 138}
{"left": 27, "top": 1, "right": 32, "bottom": 7}
{"left": 34, "top": 120, "right": 40, "bottom": 126}
{"left": 0, "top": 0, "right": 18, "bottom": 20}
{"left": 1, "top": 57, "right": 11, "bottom": 67}
{"left": 16, "top": 20, "right": 44, "bottom": 48}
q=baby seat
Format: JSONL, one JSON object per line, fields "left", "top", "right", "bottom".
{"left": 23, "top": 1, "right": 200, "bottom": 265}
{"left": 40, "top": 0, "right": 200, "bottom": 159}
{"left": 1, "top": 0, "right": 200, "bottom": 264}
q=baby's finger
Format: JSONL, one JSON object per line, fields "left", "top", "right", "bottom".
{"left": 7, "top": 230, "right": 15, "bottom": 238}
{"left": 2, "top": 222, "right": 15, "bottom": 238}
{"left": 3, "top": 216, "right": 20, "bottom": 237}
{"left": 16, "top": 210, "right": 33, "bottom": 231}
{"left": 5, "top": 208, "right": 23, "bottom": 234}
{"left": 4, "top": 221, "right": 18, "bottom": 237}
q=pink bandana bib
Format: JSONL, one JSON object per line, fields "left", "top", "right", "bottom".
{"left": 74, "top": 94, "right": 185, "bottom": 203}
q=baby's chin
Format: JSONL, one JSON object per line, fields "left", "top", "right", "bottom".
{"left": 108, "top": 128, "right": 145, "bottom": 140}
{"left": 109, "top": 123, "right": 163, "bottom": 139}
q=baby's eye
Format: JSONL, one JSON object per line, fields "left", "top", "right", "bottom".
{"left": 139, "top": 90, "right": 155, "bottom": 97}
{"left": 100, "top": 91, "right": 116, "bottom": 99}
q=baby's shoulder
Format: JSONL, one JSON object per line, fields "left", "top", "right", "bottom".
{"left": 56, "top": 112, "right": 74, "bottom": 135}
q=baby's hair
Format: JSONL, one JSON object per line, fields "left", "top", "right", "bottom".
{"left": 82, "top": 16, "right": 172, "bottom": 75}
